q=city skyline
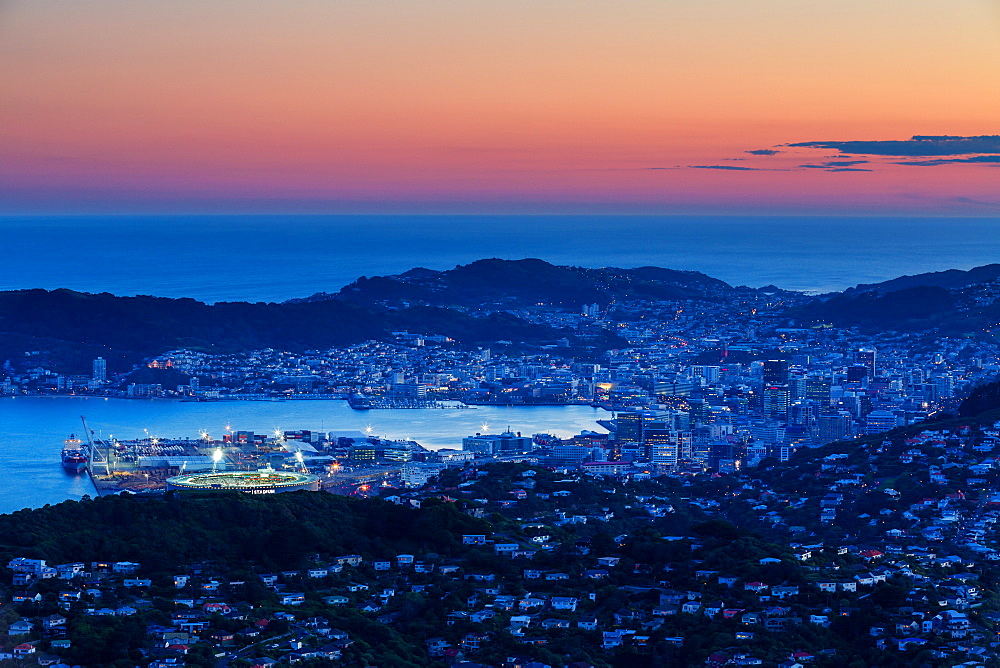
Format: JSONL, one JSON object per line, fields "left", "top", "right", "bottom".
{"left": 3, "top": 1, "right": 1000, "bottom": 215}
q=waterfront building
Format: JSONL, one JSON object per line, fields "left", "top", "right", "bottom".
{"left": 92, "top": 357, "right": 107, "bottom": 383}
{"left": 462, "top": 431, "right": 532, "bottom": 455}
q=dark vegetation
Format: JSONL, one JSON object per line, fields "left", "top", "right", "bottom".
{"left": 844, "top": 263, "right": 1000, "bottom": 295}
{"left": 0, "top": 258, "right": 744, "bottom": 373}
{"left": 959, "top": 380, "right": 1000, "bottom": 417}
{"left": 0, "top": 288, "right": 562, "bottom": 373}
{"left": 0, "top": 492, "right": 491, "bottom": 573}
{"left": 6, "top": 258, "right": 1000, "bottom": 373}
{"left": 331, "top": 258, "right": 740, "bottom": 308}
{"left": 786, "top": 286, "right": 959, "bottom": 331}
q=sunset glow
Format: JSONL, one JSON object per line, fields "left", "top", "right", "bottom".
{"left": 3, "top": 0, "right": 1000, "bottom": 213}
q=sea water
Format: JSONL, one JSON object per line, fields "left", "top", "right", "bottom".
{"left": 4, "top": 214, "right": 999, "bottom": 302}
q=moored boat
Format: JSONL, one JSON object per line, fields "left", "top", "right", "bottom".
{"left": 61, "top": 435, "right": 89, "bottom": 473}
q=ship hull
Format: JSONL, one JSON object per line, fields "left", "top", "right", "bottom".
{"left": 62, "top": 460, "right": 88, "bottom": 474}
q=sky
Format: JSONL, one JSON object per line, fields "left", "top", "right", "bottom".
{"left": 3, "top": 0, "right": 1000, "bottom": 215}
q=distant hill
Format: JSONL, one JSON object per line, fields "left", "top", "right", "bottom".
{"left": 786, "top": 283, "right": 1000, "bottom": 334}
{"left": 5, "top": 258, "right": 1000, "bottom": 373}
{"left": 843, "top": 263, "right": 1000, "bottom": 295}
{"left": 1, "top": 257, "right": 744, "bottom": 373}
{"left": 785, "top": 285, "right": 959, "bottom": 331}
{"left": 329, "top": 258, "right": 742, "bottom": 308}
{"left": 0, "top": 287, "right": 567, "bottom": 373}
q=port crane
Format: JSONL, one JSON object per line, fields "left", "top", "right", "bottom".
{"left": 80, "top": 415, "right": 110, "bottom": 475}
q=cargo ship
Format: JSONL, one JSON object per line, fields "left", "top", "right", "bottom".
{"left": 61, "top": 435, "right": 89, "bottom": 474}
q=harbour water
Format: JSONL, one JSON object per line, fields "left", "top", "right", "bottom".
{"left": 0, "top": 396, "right": 607, "bottom": 515}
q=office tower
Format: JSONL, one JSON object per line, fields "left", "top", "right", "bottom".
{"left": 788, "top": 401, "right": 816, "bottom": 428}
{"left": 865, "top": 410, "right": 898, "bottom": 435}
{"left": 690, "top": 365, "right": 721, "bottom": 384}
{"left": 788, "top": 374, "right": 807, "bottom": 399}
{"left": 846, "top": 365, "right": 868, "bottom": 382}
{"left": 615, "top": 411, "right": 645, "bottom": 442}
{"left": 762, "top": 359, "right": 790, "bottom": 385}
{"left": 805, "top": 377, "right": 831, "bottom": 405}
{"left": 762, "top": 385, "right": 790, "bottom": 418}
{"left": 816, "top": 412, "right": 852, "bottom": 444}
{"left": 855, "top": 349, "right": 877, "bottom": 378}
{"left": 933, "top": 374, "right": 954, "bottom": 398}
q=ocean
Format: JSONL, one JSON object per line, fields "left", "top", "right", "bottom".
{"left": 5, "top": 214, "right": 1000, "bottom": 302}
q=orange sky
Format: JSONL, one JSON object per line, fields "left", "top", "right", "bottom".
{"left": 3, "top": 0, "right": 1000, "bottom": 213}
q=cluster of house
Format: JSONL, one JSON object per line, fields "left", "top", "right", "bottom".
{"left": 381, "top": 451, "right": 1000, "bottom": 665}
{"left": 2, "top": 555, "right": 361, "bottom": 666}
{"left": 8, "top": 410, "right": 1000, "bottom": 667}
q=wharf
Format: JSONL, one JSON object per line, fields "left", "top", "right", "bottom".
{"left": 347, "top": 395, "right": 469, "bottom": 410}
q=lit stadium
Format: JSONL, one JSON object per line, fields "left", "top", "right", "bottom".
{"left": 166, "top": 470, "right": 320, "bottom": 494}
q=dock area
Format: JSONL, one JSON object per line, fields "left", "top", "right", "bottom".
{"left": 80, "top": 428, "right": 411, "bottom": 497}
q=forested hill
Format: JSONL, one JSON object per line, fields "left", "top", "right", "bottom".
{"left": 0, "top": 287, "right": 570, "bottom": 373}
{"left": 784, "top": 282, "right": 1000, "bottom": 334}
{"left": 0, "top": 258, "right": 753, "bottom": 373}
{"left": 5, "top": 258, "right": 1000, "bottom": 373}
{"left": 0, "top": 492, "right": 490, "bottom": 573}
{"left": 323, "top": 258, "right": 745, "bottom": 308}
{"left": 843, "top": 263, "right": 1000, "bottom": 296}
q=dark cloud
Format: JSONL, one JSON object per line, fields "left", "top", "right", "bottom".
{"left": 745, "top": 149, "right": 780, "bottom": 156}
{"left": 952, "top": 196, "right": 1000, "bottom": 207}
{"left": 786, "top": 134, "right": 1000, "bottom": 157}
{"left": 896, "top": 155, "right": 1000, "bottom": 166}
{"left": 798, "top": 160, "right": 870, "bottom": 170}
{"left": 690, "top": 165, "right": 763, "bottom": 171}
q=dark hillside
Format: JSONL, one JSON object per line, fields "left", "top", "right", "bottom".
{"left": 336, "top": 258, "right": 739, "bottom": 308}
{"left": 844, "top": 263, "right": 1000, "bottom": 295}
{"left": 785, "top": 285, "right": 958, "bottom": 331}
{"left": 0, "top": 492, "right": 490, "bottom": 573}
{"left": 0, "top": 288, "right": 564, "bottom": 373}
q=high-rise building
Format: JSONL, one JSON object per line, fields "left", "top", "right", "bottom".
{"left": 932, "top": 374, "right": 954, "bottom": 398}
{"left": 788, "top": 374, "right": 807, "bottom": 399}
{"left": 855, "top": 349, "right": 877, "bottom": 378}
{"left": 805, "top": 377, "right": 831, "bottom": 404}
{"left": 92, "top": 357, "right": 107, "bottom": 383}
{"left": 690, "top": 365, "right": 721, "bottom": 384}
{"left": 762, "top": 359, "right": 789, "bottom": 386}
{"left": 865, "top": 410, "right": 898, "bottom": 435}
{"left": 614, "top": 411, "right": 645, "bottom": 443}
{"left": 762, "top": 385, "right": 790, "bottom": 418}
{"left": 816, "top": 412, "right": 852, "bottom": 443}
{"left": 846, "top": 365, "right": 869, "bottom": 383}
